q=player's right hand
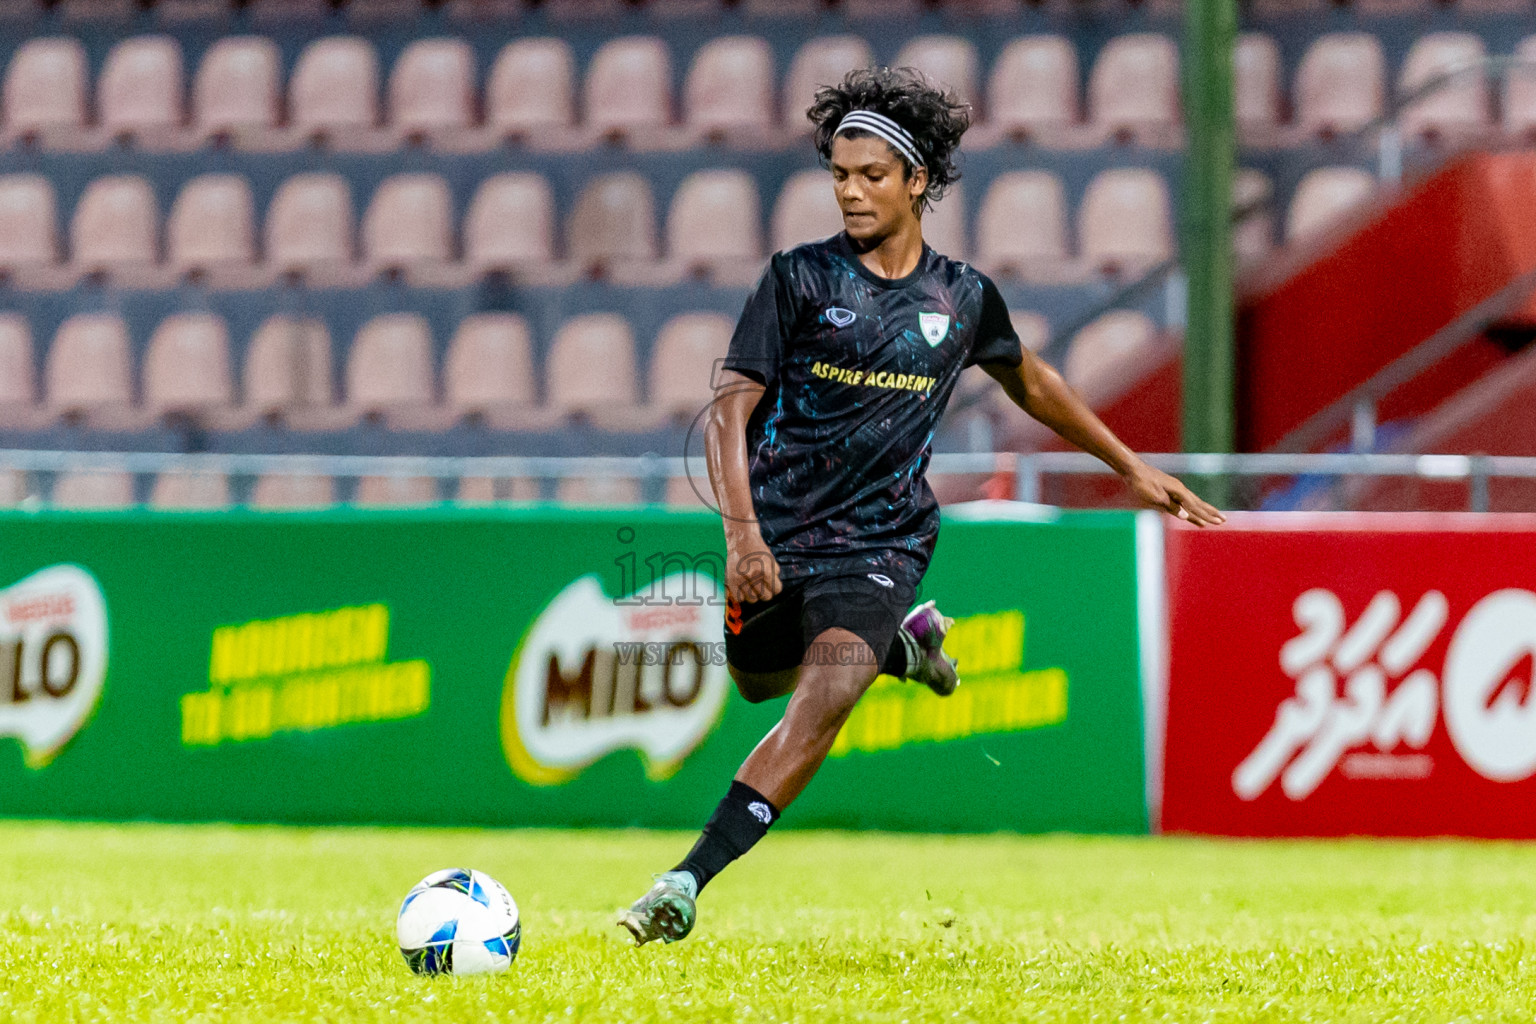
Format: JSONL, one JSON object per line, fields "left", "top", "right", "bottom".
{"left": 726, "top": 534, "right": 782, "bottom": 605}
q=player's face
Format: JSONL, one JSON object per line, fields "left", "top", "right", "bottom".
{"left": 829, "top": 134, "right": 928, "bottom": 243}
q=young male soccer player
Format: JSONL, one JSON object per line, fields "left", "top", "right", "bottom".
{"left": 619, "top": 67, "right": 1225, "bottom": 945}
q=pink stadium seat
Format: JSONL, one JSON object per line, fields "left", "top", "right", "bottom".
{"left": 289, "top": 36, "right": 382, "bottom": 146}
{"left": 1295, "top": 33, "right": 1385, "bottom": 138}
{"left": 463, "top": 173, "right": 556, "bottom": 276}
{"left": 143, "top": 313, "right": 235, "bottom": 419}
{"left": 3, "top": 38, "right": 89, "bottom": 143}
{"left": 0, "top": 470, "right": 27, "bottom": 507}
{"left": 0, "top": 315, "right": 37, "bottom": 425}
{"left": 650, "top": 312, "right": 731, "bottom": 420}
{"left": 150, "top": 471, "right": 231, "bottom": 509}
{"left": 265, "top": 173, "right": 356, "bottom": 281}
{"left": 556, "top": 476, "right": 642, "bottom": 506}
{"left": 486, "top": 38, "right": 576, "bottom": 141}
{"left": 362, "top": 173, "right": 454, "bottom": 277}
{"left": 1286, "top": 166, "right": 1376, "bottom": 245}
{"left": 772, "top": 169, "right": 843, "bottom": 251}
{"left": 346, "top": 313, "right": 437, "bottom": 420}
{"left": 97, "top": 36, "right": 185, "bottom": 144}
{"left": 783, "top": 37, "right": 873, "bottom": 130}
{"left": 444, "top": 314, "right": 540, "bottom": 425}
{"left": 390, "top": 38, "right": 476, "bottom": 142}
{"left": 666, "top": 169, "right": 764, "bottom": 282}
{"left": 686, "top": 36, "right": 774, "bottom": 143}
{"left": 167, "top": 174, "right": 257, "bottom": 283}
{"left": 251, "top": 473, "right": 337, "bottom": 509}
{"left": 921, "top": 183, "right": 967, "bottom": 261}
{"left": 1398, "top": 32, "right": 1490, "bottom": 143}
{"left": 71, "top": 175, "right": 163, "bottom": 283}
{"left": 355, "top": 476, "right": 439, "bottom": 507}
{"left": 1063, "top": 310, "right": 1159, "bottom": 403}
{"left": 546, "top": 314, "right": 648, "bottom": 428}
{"left": 977, "top": 171, "right": 1069, "bottom": 280}
{"left": 568, "top": 172, "right": 658, "bottom": 278}
{"left": 893, "top": 36, "right": 979, "bottom": 107}
{"left": 585, "top": 36, "right": 671, "bottom": 143}
{"left": 987, "top": 35, "right": 1080, "bottom": 142}
{"left": 243, "top": 315, "right": 338, "bottom": 423}
{"left": 192, "top": 36, "right": 281, "bottom": 143}
{"left": 456, "top": 475, "right": 541, "bottom": 505}
{"left": 53, "top": 472, "right": 135, "bottom": 510}
{"left": 1505, "top": 36, "right": 1536, "bottom": 140}
{"left": 0, "top": 175, "right": 60, "bottom": 276}
{"left": 46, "top": 314, "right": 133, "bottom": 423}
{"left": 1088, "top": 33, "right": 1180, "bottom": 144}
{"left": 1234, "top": 168, "right": 1275, "bottom": 268}
{"left": 1078, "top": 168, "right": 1174, "bottom": 277}
{"left": 1235, "top": 32, "right": 1282, "bottom": 140}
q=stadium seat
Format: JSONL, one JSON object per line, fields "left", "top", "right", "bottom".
{"left": 456, "top": 475, "right": 541, "bottom": 504}
{"left": 389, "top": 38, "right": 476, "bottom": 144}
{"left": 0, "top": 315, "right": 39, "bottom": 428}
{"left": 289, "top": 36, "right": 383, "bottom": 148}
{"left": 143, "top": 313, "right": 235, "bottom": 420}
{"left": 167, "top": 174, "right": 259, "bottom": 285}
{"left": 1234, "top": 167, "right": 1275, "bottom": 268}
{"left": 666, "top": 169, "right": 764, "bottom": 283}
{"left": 584, "top": 36, "right": 672, "bottom": 145}
{"left": 0, "top": 175, "right": 62, "bottom": 283}
{"left": 443, "top": 313, "right": 548, "bottom": 428}
{"left": 251, "top": 473, "right": 337, "bottom": 509}
{"left": 685, "top": 36, "right": 775, "bottom": 144}
{"left": 71, "top": 175, "right": 166, "bottom": 286}
{"left": 150, "top": 471, "right": 231, "bottom": 509}
{"left": 556, "top": 475, "right": 643, "bottom": 505}
{"left": 46, "top": 314, "right": 135, "bottom": 425}
{"left": 346, "top": 313, "right": 437, "bottom": 425}
{"left": 1295, "top": 33, "right": 1385, "bottom": 139}
{"left": 546, "top": 313, "right": 654, "bottom": 429}
{"left": 650, "top": 312, "right": 731, "bottom": 421}
{"left": 893, "top": 36, "right": 979, "bottom": 108}
{"left": 463, "top": 173, "right": 557, "bottom": 278}
{"left": 362, "top": 173, "right": 454, "bottom": 280}
{"left": 53, "top": 472, "right": 135, "bottom": 509}
{"left": 1505, "top": 36, "right": 1536, "bottom": 140}
{"left": 1235, "top": 32, "right": 1282, "bottom": 143}
{"left": 665, "top": 473, "right": 711, "bottom": 509}
{"left": 1397, "top": 32, "right": 1490, "bottom": 144}
{"left": 355, "top": 475, "right": 440, "bottom": 506}
{"left": 976, "top": 171, "right": 1070, "bottom": 281}
{"left": 243, "top": 315, "right": 341, "bottom": 428}
{"left": 265, "top": 173, "right": 358, "bottom": 284}
{"left": 987, "top": 35, "right": 1080, "bottom": 144}
{"left": 485, "top": 38, "right": 576, "bottom": 143}
{"left": 97, "top": 35, "right": 185, "bottom": 146}
{"left": 1286, "top": 166, "right": 1376, "bottom": 245}
{"left": 922, "top": 183, "right": 967, "bottom": 261}
{"left": 1063, "top": 310, "right": 1160, "bottom": 405}
{"left": 773, "top": 169, "right": 842, "bottom": 251}
{"left": 782, "top": 36, "right": 873, "bottom": 131}
{"left": 1088, "top": 33, "right": 1180, "bottom": 144}
{"left": 1078, "top": 168, "right": 1173, "bottom": 276}
{"left": 0, "top": 470, "right": 27, "bottom": 507}
{"left": 192, "top": 36, "right": 282, "bottom": 146}
{"left": 3, "top": 37, "right": 89, "bottom": 145}
{"left": 568, "top": 172, "right": 658, "bottom": 280}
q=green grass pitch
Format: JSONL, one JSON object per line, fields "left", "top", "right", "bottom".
{"left": 3, "top": 822, "right": 1536, "bottom": 1023}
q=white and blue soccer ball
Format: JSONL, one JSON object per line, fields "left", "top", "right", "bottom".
{"left": 396, "top": 868, "right": 521, "bottom": 976}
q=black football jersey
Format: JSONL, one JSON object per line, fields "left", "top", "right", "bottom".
{"left": 721, "top": 231, "right": 1024, "bottom": 588}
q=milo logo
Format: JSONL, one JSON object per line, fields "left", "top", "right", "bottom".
{"left": 0, "top": 565, "right": 108, "bottom": 767}
{"left": 500, "top": 573, "right": 729, "bottom": 785}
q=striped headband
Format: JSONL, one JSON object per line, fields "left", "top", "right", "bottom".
{"left": 834, "top": 109, "right": 925, "bottom": 169}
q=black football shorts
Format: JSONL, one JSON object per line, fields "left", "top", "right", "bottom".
{"left": 722, "top": 570, "right": 916, "bottom": 675}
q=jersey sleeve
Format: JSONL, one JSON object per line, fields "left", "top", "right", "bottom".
{"left": 722, "top": 254, "right": 795, "bottom": 388}
{"left": 964, "top": 274, "right": 1026, "bottom": 369}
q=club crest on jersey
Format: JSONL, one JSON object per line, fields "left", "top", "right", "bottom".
{"left": 918, "top": 312, "right": 950, "bottom": 347}
{"left": 825, "top": 307, "right": 856, "bottom": 328}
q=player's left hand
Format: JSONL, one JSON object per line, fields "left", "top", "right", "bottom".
{"left": 1123, "top": 464, "right": 1226, "bottom": 527}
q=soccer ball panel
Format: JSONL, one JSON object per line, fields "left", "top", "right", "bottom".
{"left": 397, "top": 868, "right": 520, "bottom": 977}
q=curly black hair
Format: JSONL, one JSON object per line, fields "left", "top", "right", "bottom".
{"left": 807, "top": 66, "right": 971, "bottom": 213}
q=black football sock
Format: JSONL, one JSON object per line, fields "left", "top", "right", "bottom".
{"left": 880, "top": 628, "right": 918, "bottom": 679}
{"left": 675, "top": 780, "right": 780, "bottom": 893}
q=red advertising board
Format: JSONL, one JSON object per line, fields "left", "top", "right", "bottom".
{"left": 1163, "top": 513, "right": 1536, "bottom": 837}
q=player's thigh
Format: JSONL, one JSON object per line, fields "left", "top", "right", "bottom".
{"left": 723, "top": 586, "right": 805, "bottom": 702}
{"left": 799, "top": 572, "right": 915, "bottom": 674}
{"left": 789, "top": 626, "right": 882, "bottom": 725}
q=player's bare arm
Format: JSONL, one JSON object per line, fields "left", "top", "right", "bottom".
{"left": 705, "top": 370, "right": 782, "bottom": 604}
{"left": 983, "top": 351, "right": 1226, "bottom": 527}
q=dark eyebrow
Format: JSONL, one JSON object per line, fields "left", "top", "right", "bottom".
{"left": 829, "top": 157, "right": 897, "bottom": 175}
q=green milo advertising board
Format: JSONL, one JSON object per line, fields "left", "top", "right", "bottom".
{"left": 0, "top": 506, "right": 1147, "bottom": 832}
